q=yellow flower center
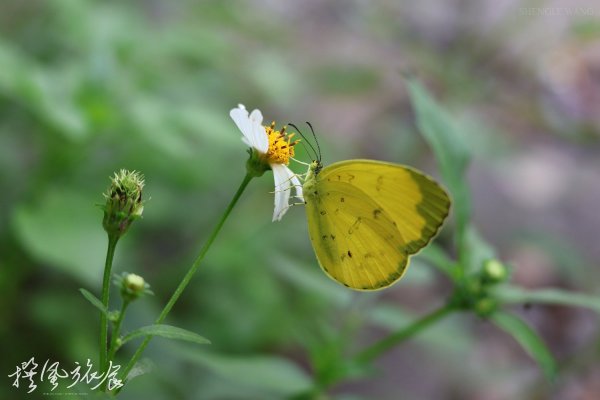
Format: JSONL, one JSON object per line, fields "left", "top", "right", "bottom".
{"left": 264, "top": 122, "right": 298, "bottom": 165}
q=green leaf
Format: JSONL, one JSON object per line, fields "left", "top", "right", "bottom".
{"left": 463, "top": 225, "right": 497, "bottom": 272}
{"left": 406, "top": 79, "right": 470, "bottom": 201}
{"left": 269, "top": 254, "right": 352, "bottom": 307}
{"left": 406, "top": 77, "right": 470, "bottom": 173}
{"left": 491, "top": 312, "right": 557, "bottom": 380}
{"left": 406, "top": 77, "right": 472, "bottom": 254}
{"left": 79, "top": 288, "right": 108, "bottom": 316}
{"left": 369, "top": 303, "right": 471, "bottom": 356}
{"left": 491, "top": 285, "right": 600, "bottom": 314}
{"left": 121, "top": 324, "right": 211, "bottom": 346}
{"left": 0, "top": 39, "right": 88, "bottom": 140}
{"left": 175, "top": 349, "right": 313, "bottom": 397}
{"left": 12, "top": 189, "right": 108, "bottom": 285}
{"left": 126, "top": 358, "right": 155, "bottom": 382}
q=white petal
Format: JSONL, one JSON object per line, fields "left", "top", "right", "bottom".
{"left": 271, "top": 163, "right": 295, "bottom": 221}
{"left": 230, "top": 104, "right": 252, "bottom": 144}
{"left": 249, "top": 109, "right": 269, "bottom": 153}
{"left": 249, "top": 108, "right": 263, "bottom": 125}
{"left": 290, "top": 174, "right": 304, "bottom": 203}
{"left": 229, "top": 104, "right": 269, "bottom": 153}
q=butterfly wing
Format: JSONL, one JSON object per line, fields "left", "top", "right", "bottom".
{"left": 305, "top": 159, "right": 450, "bottom": 290}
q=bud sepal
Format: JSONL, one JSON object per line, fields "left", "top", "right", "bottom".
{"left": 114, "top": 272, "right": 153, "bottom": 302}
{"left": 102, "top": 170, "right": 145, "bottom": 238}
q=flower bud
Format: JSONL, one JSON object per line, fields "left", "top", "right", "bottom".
{"left": 108, "top": 311, "right": 120, "bottom": 323}
{"left": 465, "top": 276, "right": 483, "bottom": 298}
{"left": 114, "top": 272, "right": 152, "bottom": 302}
{"left": 125, "top": 273, "right": 145, "bottom": 293}
{"left": 482, "top": 259, "right": 508, "bottom": 284}
{"left": 474, "top": 298, "right": 498, "bottom": 317}
{"left": 102, "top": 170, "right": 145, "bottom": 238}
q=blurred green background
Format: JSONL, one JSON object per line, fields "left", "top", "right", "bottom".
{"left": 2, "top": 1, "right": 600, "bottom": 399}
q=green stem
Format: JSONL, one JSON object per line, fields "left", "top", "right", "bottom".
{"left": 457, "top": 225, "right": 469, "bottom": 282}
{"left": 355, "top": 304, "right": 455, "bottom": 365}
{"left": 120, "top": 174, "right": 254, "bottom": 381}
{"left": 104, "top": 298, "right": 129, "bottom": 391}
{"left": 108, "top": 299, "right": 130, "bottom": 361}
{"left": 100, "top": 235, "right": 119, "bottom": 372}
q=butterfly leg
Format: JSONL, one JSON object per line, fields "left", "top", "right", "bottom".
{"left": 269, "top": 173, "right": 304, "bottom": 194}
{"left": 291, "top": 157, "right": 311, "bottom": 167}
{"left": 277, "top": 199, "right": 306, "bottom": 215}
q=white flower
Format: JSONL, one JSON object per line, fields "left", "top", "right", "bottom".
{"left": 230, "top": 104, "right": 304, "bottom": 221}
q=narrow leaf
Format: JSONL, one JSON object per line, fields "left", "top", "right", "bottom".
{"left": 406, "top": 78, "right": 470, "bottom": 175}
{"left": 121, "top": 324, "right": 211, "bottom": 346}
{"left": 175, "top": 348, "right": 313, "bottom": 396}
{"left": 406, "top": 78, "right": 471, "bottom": 223}
{"left": 491, "top": 312, "right": 557, "bottom": 380}
{"left": 464, "top": 225, "right": 497, "bottom": 272}
{"left": 406, "top": 77, "right": 472, "bottom": 268}
{"left": 126, "top": 358, "right": 155, "bottom": 381}
{"left": 14, "top": 190, "right": 108, "bottom": 285}
{"left": 492, "top": 285, "right": 600, "bottom": 314}
{"left": 79, "top": 288, "right": 108, "bottom": 316}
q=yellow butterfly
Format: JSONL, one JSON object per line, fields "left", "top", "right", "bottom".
{"left": 303, "top": 159, "right": 451, "bottom": 291}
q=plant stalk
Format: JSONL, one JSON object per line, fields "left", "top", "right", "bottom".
{"left": 355, "top": 304, "right": 455, "bottom": 365}
{"left": 100, "top": 235, "right": 119, "bottom": 372}
{"left": 108, "top": 299, "right": 130, "bottom": 361}
{"left": 119, "top": 173, "right": 253, "bottom": 382}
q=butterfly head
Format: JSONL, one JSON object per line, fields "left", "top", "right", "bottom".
{"left": 306, "top": 158, "right": 323, "bottom": 180}
{"left": 303, "top": 159, "right": 323, "bottom": 197}
{"left": 311, "top": 159, "right": 323, "bottom": 176}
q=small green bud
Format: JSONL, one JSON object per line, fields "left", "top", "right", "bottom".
{"left": 108, "top": 311, "right": 120, "bottom": 322}
{"left": 466, "top": 278, "right": 483, "bottom": 297}
{"left": 474, "top": 298, "right": 498, "bottom": 317}
{"left": 114, "top": 272, "right": 153, "bottom": 302}
{"left": 125, "top": 273, "right": 145, "bottom": 292}
{"left": 482, "top": 259, "right": 508, "bottom": 284}
{"left": 102, "top": 169, "right": 145, "bottom": 238}
{"left": 450, "top": 278, "right": 483, "bottom": 310}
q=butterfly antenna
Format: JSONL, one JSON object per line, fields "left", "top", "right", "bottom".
{"left": 306, "top": 122, "right": 322, "bottom": 162}
{"left": 297, "top": 140, "right": 314, "bottom": 161}
{"left": 288, "top": 123, "right": 318, "bottom": 161}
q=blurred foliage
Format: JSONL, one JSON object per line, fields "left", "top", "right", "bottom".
{"left": 2, "top": 1, "right": 600, "bottom": 400}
